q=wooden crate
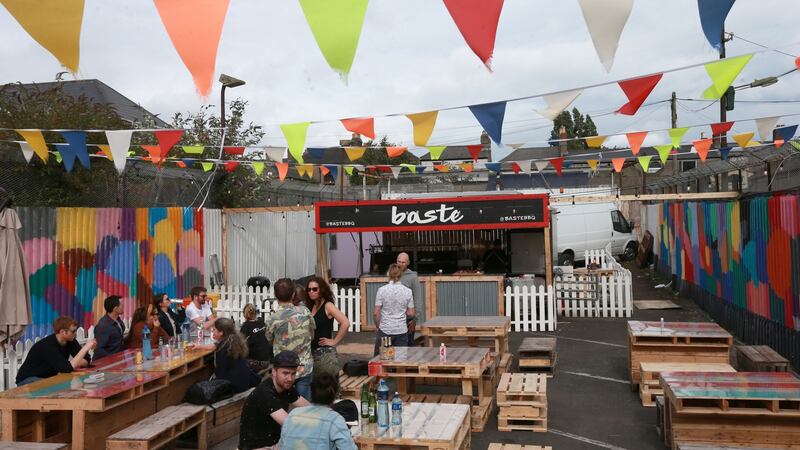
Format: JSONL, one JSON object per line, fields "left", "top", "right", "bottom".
{"left": 339, "top": 372, "right": 375, "bottom": 400}
{"left": 488, "top": 444, "right": 552, "bottom": 450}
{"left": 518, "top": 337, "right": 556, "bottom": 375}
{"left": 497, "top": 373, "right": 547, "bottom": 433}
{"left": 639, "top": 362, "right": 735, "bottom": 408}
{"left": 106, "top": 404, "right": 206, "bottom": 450}
{"left": 736, "top": 345, "right": 789, "bottom": 372}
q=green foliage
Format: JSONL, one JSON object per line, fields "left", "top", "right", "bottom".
{"left": 549, "top": 107, "right": 599, "bottom": 151}
{"left": 348, "top": 136, "right": 419, "bottom": 185}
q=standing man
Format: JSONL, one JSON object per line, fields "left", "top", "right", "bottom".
{"left": 15, "top": 316, "right": 96, "bottom": 386}
{"left": 373, "top": 264, "right": 415, "bottom": 356}
{"left": 186, "top": 286, "right": 216, "bottom": 330}
{"left": 93, "top": 296, "right": 125, "bottom": 359}
{"left": 396, "top": 252, "right": 422, "bottom": 345}
{"left": 266, "top": 278, "right": 316, "bottom": 400}
{"left": 238, "top": 351, "right": 310, "bottom": 450}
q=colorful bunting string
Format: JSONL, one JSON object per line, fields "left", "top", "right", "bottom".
{"left": 443, "top": 0, "right": 504, "bottom": 69}
{"left": 703, "top": 54, "right": 753, "bottom": 100}
{"left": 577, "top": 0, "right": 633, "bottom": 72}
{"left": 617, "top": 74, "right": 663, "bottom": 116}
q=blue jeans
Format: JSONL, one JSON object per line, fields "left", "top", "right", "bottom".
{"left": 17, "top": 376, "right": 41, "bottom": 386}
{"left": 373, "top": 329, "right": 409, "bottom": 356}
{"left": 294, "top": 374, "right": 312, "bottom": 401}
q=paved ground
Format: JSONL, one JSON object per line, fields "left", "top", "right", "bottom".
{"left": 214, "top": 263, "right": 718, "bottom": 449}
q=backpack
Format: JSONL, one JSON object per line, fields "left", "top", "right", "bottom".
{"left": 185, "top": 379, "right": 234, "bottom": 405}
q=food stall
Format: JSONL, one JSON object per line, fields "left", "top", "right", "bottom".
{"left": 314, "top": 193, "right": 552, "bottom": 330}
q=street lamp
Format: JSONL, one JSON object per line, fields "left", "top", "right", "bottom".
{"left": 219, "top": 74, "right": 246, "bottom": 142}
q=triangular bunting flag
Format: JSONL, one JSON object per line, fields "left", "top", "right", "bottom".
{"left": 776, "top": 125, "right": 798, "bottom": 142}
{"left": 577, "top": 0, "right": 634, "bottom": 71}
{"left": 153, "top": 130, "right": 183, "bottom": 163}
{"left": 693, "top": 138, "right": 713, "bottom": 162}
{"left": 54, "top": 151, "right": 62, "bottom": 164}
{"left": 534, "top": 160, "right": 549, "bottom": 172}
{"left": 442, "top": 0, "right": 504, "bottom": 69}
{"left": 299, "top": 0, "right": 368, "bottom": 80}
{"left": 433, "top": 164, "right": 449, "bottom": 173}
{"left": 386, "top": 146, "right": 407, "bottom": 158}
{"left": 733, "top": 132, "right": 754, "bottom": 148}
{"left": 697, "top": 0, "right": 736, "bottom": 51}
{"left": 490, "top": 141, "right": 513, "bottom": 162}
{"left": 408, "top": 147, "right": 429, "bottom": 158}
{"left": 654, "top": 145, "right": 672, "bottom": 164}
{"left": 297, "top": 164, "right": 314, "bottom": 178}
{"left": 224, "top": 161, "right": 239, "bottom": 172}
{"left": 485, "top": 162, "right": 502, "bottom": 173}
{"left": 252, "top": 162, "right": 265, "bottom": 175}
{"left": 703, "top": 54, "right": 753, "bottom": 100}
{"left": 345, "top": 146, "right": 366, "bottom": 161}
{"left": 1, "top": 0, "right": 84, "bottom": 72}
{"left": 406, "top": 111, "right": 439, "bottom": 146}
{"left": 755, "top": 116, "right": 780, "bottom": 141}
{"left": 719, "top": 147, "right": 732, "bottom": 160}
{"left": 585, "top": 136, "right": 606, "bottom": 148}
{"left": 141, "top": 145, "right": 165, "bottom": 166}
{"left": 175, "top": 161, "right": 187, "bottom": 168}
{"left": 469, "top": 101, "right": 506, "bottom": 144}
{"left": 224, "top": 146, "right": 244, "bottom": 156}
{"left": 340, "top": 117, "right": 375, "bottom": 140}
{"left": 536, "top": 89, "right": 582, "bottom": 121}
{"left": 275, "top": 162, "right": 289, "bottom": 181}
{"left": 54, "top": 144, "right": 78, "bottom": 173}
{"left": 586, "top": 159, "right": 599, "bottom": 172}
{"left": 459, "top": 162, "right": 474, "bottom": 173}
{"left": 97, "top": 144, "right": 110, "bottom": 159}
{"left": 549, "top": 157, "right": 564, "bottom": 176}
{"left": 416, "top": 165, "right": 427, "bottom": 174}
{"left": 511, "top": 162, "right": 520, "bottom": 174}
{"left": 390, "top": 166, "right": 402, "bottom": 179}
{"left": 307, "top": 147, "right": 326, "bottom": 161}
{"left": 617, "top": 73, "right": 663, "bottom": 115}
{"left": 201, "top": 162, "right": 214, "bottom": 172}
{"left": 637, "top": 155, "right": 653, "bottom": 172}
{"left": 265, "top": 147, "right": 288, "bottom": 162}
{"left": 668, "top": 127, "right": 689, "bottom": 148}
{"left": 280, "top": 122, "right": 310, "bottom": 164}
{"left": 344, "top": 166, "right": 355, "bottom": 176}
{"left": 789, "top": 141, "right": 800, "bottom": 151}
{"left": 400, "top": 164, "right": 416, "bottom": 174}
{"left": 153, "top": 0, "right": 230, "bottom": 96}
{"left": 428, "top": 146, "right": 446, "bottom": 160}
{"left": 59, "top": 131, "right": 90, "bottom": 169}
{"left": 18, "top": 142, "right": 34, "bottom": 163}
{"left": 15, "top": 129, "right": 48, "bottom": 162}
{"left": 611, "top": 158, "right": 626, "bottom": 172}
{"left": 323, "top": 164, "right": 338, "bottom": 181}
{"left": 518, "top": 160, "right": 532, "bottom": 174}
{"left": 710, "top": 121, "right": 734, "bottom": 136}
{"left": 182, "top": 145, "right": 204, "bottom": 154}
{"left": 467, "top": 144, "right": 483, "bottom": 161}
{"left": 105, "top": 130, "right": 133, "bottom": 174}
{"left": 319, "top": 165, "right": 330, "bottom": 176}
{"left": 626, "top": 131, "right": 648, "bottom": 155}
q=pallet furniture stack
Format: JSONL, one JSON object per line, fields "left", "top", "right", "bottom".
{"left": 496, "top": 373, "right": 547, "bottom": 433}
{"left": 338, "top": 372, "right": 375, "bottom": 400}
{"left": 637, "top": 362, "right": 736, "bottom": 407}
{"left": 518, "top": 337, "right": 557, "bottom": 375}
{"left": 204, "top": 388, "right": 253, "bottom": 447}
{"left": 627, "top": 321, "right": 732, "bottom": 389}
{"left": 736, "top": 345, "right": 790, "bottom": 372}
{"left": 352, "top": 403, "right": 471, "bottom": 450}
{"left": 106, "top": 404, "right": 207, "bottom": 450}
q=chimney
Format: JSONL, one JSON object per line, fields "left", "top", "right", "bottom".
{"left": 559, "top": 125, "right": 568, "bottom": 156}
{"left": 480, "top": 130, "right": 490, "bottom": 146}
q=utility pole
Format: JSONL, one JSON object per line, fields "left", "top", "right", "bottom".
{"left": 670, "top": 92, "right": 679, "bottom": 192}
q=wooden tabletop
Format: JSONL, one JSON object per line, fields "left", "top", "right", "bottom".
{"left": 352, "top": 402, "right": 469, "bottom": 443}
{"left": 639, "top": 362, "right": 736, "bottom": 373}
{"left": 627, "top": 321, "right": 732, "bottom": 338}
{"left": 91, "top": 347, "right": 213, "bottom": 373}
{"left": 420, "top": 316, "right": 510, "bottom": 329}
{"left": 370, "top": 347, "right": 490, "bottom": 367}
{"left": 661, "top": 372, "right": 800, "bottom": 401}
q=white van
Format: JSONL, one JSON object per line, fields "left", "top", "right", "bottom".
{"left": 553, "top": 202, "right": 638, "bottom": 266}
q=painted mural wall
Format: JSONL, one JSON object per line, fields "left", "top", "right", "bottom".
{"left": 17, "top": 207, "right": 204, "bottom": 339}
{"left": 658, "top": 193, "right": 800, "bottom": 330}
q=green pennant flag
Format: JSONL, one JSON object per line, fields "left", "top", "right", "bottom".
{"left": 201, "top": 162, "right": 214, "bottom": 172}
{"left": 299, "top": 0, "right": 369, "bottom": 81}
{"left": 344, "top": 165, "right": 355, "bottom": 176}
{"left": 252, "top": 162, "right": 265, "bottom": 175}
{"left": 400, "top": 163, "right": 417, "bottom": 173}
{"left": 789, "top": 141, "right": 800, "bottom": 151}
{"left": 637, "top": 155, "right": 653, "bottom": 172}
{"left": 669, "top": 127, "right": 689, "bottom": 149}
{"left": 427, "top": 146, "right": 446, "bottom": 160}
{"left": 182, "top": 145, "right": 205, "bottom": 154}
{"left": 654, "top": 145, "right": 672, "bottom": 164}
{"left": 703, "top": 54, "right": 753, "bottom": 100}
{"left": 280, "top": 122, "right": 310, "bottom": 164}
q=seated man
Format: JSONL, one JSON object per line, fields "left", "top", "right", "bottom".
{"left": 238, "top": 351, "right": 310, "bottom": 450}
{"left": 15, "top": 316, "right": 96, "bottom": 386}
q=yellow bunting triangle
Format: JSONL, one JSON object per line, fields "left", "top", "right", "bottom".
{"left": 345, "top": 147, "right": 366, "bottom": 161}
{"left": 703, "top": 54, "right": 753, "bottom": 100}
{"left": 732, "top": 132, "right": 754, "bottom": 148}
{"left": 586, "top": 159, "right": 599, "bottom": 172}
{"left": 406, "top": 111, "right": 439, "bottom": 146}
{"left": 400, "top": 163, "right": 416, "bottom": 173}
{"left": 637, "top": 155, "right": 653, "bottom": 172}
{"left": 97, "top": 145, "right": 111, "bottom": 159}
{"left": 344, "top": 165, "right": 355, "bottom": 175}
{"left": 279, "top": 122, "right": 310, "bottom": 164}
{"left": 297, "top": 164, "right": 314, "bottom": 178}
{"left": 15, "top": 130, "right": 49, "bottom": 162}
{"left": 585, "top": 136, "right": 606, "bottom": 148}
{"left": 182, "top": 145, "right": 204, "bottom": 154}
{"left": 252, "top": 162, "right": 265, "bottom": 175}
{"left": 1, "top": 0, "right": 85, "bottom": 73}
{"left": 428, "top": 146, "right": 446, "bottom": 160}
{"left": 201, "top": 162, "right": 214, "bottom": 172}
{"left": 668, "top": 127, "right": 689, "bottom": 148}
{"left": 654, "top": 145, "right": 672, "bottom": 164}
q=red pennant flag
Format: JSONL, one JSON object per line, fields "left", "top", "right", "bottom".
{"left": 693, "top": 138, "right": 712, "bottom": 162}
{"left": 775, "top": 139, "right": 785, "bottom": 148}
{"left": 340, "top": 117, "right": 375, "bottom": 140}
{"left": 153, "top": 130, "right": 183, "bottom": 160}
{"left": 224, "top": 146, "right": 245, "bottom": 156}
{"left": 224, "top": 161, "right": 239, "bottom": 172}
{"left": 511, "top": 162, "right": 520, "bottom": 174}
{"left": 710, "top": 121, "right": 734, "bottom": 136}
{"left": 176, "top": 161, "right": 187, "bottom": 168}
{"left": 549, "top": 157, "right": 564, "bottom": 176}
{"left": 275, "top": 162, "right": 288, "bottom": 181}
{"left": 141, "top": 145, "right": 165, "bottom": 166}
{"left": 626, "top": 131, "right": 648, "bottom": 155}
{"left": 386, "top": 146, "right": 407, "bottom": 158}
{"left": 320, "top": 165, "right": 330, "bottom": 176}
{"left": 367, "top": 165, "right": 376, "bottom": 173}
{"left": 612, "top": 158, "right": 626, "bottom": 172}
{"left": 616, "top": 74, "right": 663, "bottom": 115}
{"left": 443, "top": 0, "right": 504, "bottom": 69}
{"left": 377, "top": 165, "right": 392, "bottom": 174}
{"left": 467, "top": 144, "right": 483, "bottom": 162}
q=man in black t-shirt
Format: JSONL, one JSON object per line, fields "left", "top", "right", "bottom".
{"left": 15, "top": 316, "right": 96, "bottom": 386}
{"left": 238, "top": 350, "right": 310, "bottom": 450}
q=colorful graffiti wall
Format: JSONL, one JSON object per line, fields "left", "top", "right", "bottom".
{"left": 658, "top": 193, "right": 800, "bottom": 330}
{"left": 18, "top": 207, "right": 204, "bottom": 339}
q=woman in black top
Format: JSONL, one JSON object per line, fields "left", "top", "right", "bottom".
{"left": 240, "top": 303, "right": 271, "bottom": 376}
{"left": 305, "top": 277, "right": 350, "bottom": 378}
{"left": 152, "top": 293, "right": 185, "bottom": 337}
{"left": 195, "top": 317, "right": 259, "bottom": 393}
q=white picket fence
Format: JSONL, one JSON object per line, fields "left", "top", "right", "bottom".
{"left": 504, "top": 284, "right": 557, "bottom": 332}
{"left": 554, "top": 249, "right": 633, "bottom": 318}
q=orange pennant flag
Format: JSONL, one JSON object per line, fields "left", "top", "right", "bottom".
{"left": 434, "top": 164, "right": 450, "bottom": 173}
{"left": 611, "top": 158, "right": 626, "bottom": 173}
{"left": 341, "top": 117, "right": 375, "bottom": 140}
{"left": 625, "top": 131, "right": 648, "bottom": 155}
{"left": 693, "top": 138, "right": 712, "bottom": 162}
{"left": 275, "top": 162, "right": 289, "bottom": 181}
{"left": 153, "top": 0, "right": 231, "bottom": 97}
{"left": 320, "top": 165, "right": 330, "bottom": 176}
{"left": 141, "top": 145, "right": 165, "bottom": 166}
{"left": 386, "top": 146, "right": 407, "bottom": 158}
{"left": 459, "top": 162, "right": 474, "bottom": 173}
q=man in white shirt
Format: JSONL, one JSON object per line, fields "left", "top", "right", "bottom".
{"left": 373, "top": 264, "right": 415, "bottom": 356}
{"left": 186, "top": 286, "right": 216, "bottom": 330}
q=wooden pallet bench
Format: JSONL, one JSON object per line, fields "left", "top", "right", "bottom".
{"left": 0, "top": 444, "right": 68, "bottom": 450}
{"left": 488, "top": 445, "right": 552, "bottom": 450}
{"left": 106, "top": 404, "right": 206, "bottom": 450}
{"left": 420, "top": 316, "right": 511, "bottom": 355}
{"left": 736, "top": 345, "right": 789, "bottom": 372}
{"left": 497, "top": 373, "right": 547, "bottom": 433}
{"left": 339, "top": 372, "right": 375, "bottom": 399}
{"left": 204, "top": 388, "right": 253, "bottom": 447}
{"left": 638, "top": 362, "right": 736, "bottom": 407}
{"left": 518, "top": 337, "right": 556, "bottom": 375}
{"left": 352, "top": 402, "right": 470, "bottom": 450}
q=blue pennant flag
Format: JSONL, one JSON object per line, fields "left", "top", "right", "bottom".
{"left": 776, "top": 125, "right": 798, "bottom": 142}
{"left": 307, "top": 147, "right": 327, "bottom": 161}
{"left": 468, "top": 101, "right": 506, "bottom": 144}
{"left": 182, "top": 159, "right": 195, "bottom": 168}
{"left": 324, "top": 164, "right": 339, "bottom": 181}
{"left": 59, "top": 131, "right": 90, "bottom": 170}
{"left": 54, "top": 144, "right": 77, "bottom": 173}
{"left": 697, "top": 0, "right": 736, "bottom": 52}
{"left": 485, "top": 162, "right": 502, "bottom": 173}
{"left": 547, "top": 140, "right": 559, "bottom": 147}
{"left": 719, "top": 146, "right": 732, "bottom": 160}
{"left": 562, "top": 161, "right": 573, "bottom": 169}
{"left": 415, "top": 165, "right": 427, "bottom": 174}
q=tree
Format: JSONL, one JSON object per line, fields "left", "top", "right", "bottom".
{"left": 549, "top": 107, "right": 599, "bottom": 151}
{"left": 348, "top": 136, "right": 419, "bottom": 185}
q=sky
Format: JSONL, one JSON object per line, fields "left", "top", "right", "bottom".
{"left": 2, "top": 0, "right": 800, "bottom": 152}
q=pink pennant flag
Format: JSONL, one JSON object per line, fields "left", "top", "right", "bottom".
{"left": 611, "top": 158, "right": 626, "bottom": 172}
{"left": 549, "top": 157, "right": 564, "bottom": 176}
{"left": 443, "top": 0, "right": 504, "bottom": 69}
{"left": 626, "top": 131, "right": 648, "bottom": 155}
{"left": 341, "top": 117, "right": 375, "bottom": 140}
{"left": 693, "top": 138, "right": 712, "bottom": 162}
{"left": 275, "top": 162, "right": 289, "bottom": 181}
{"left": 616, "top": 74, "right": 662, "bottom": 115}
{"left": 467, "top": 144, "right": 483, "bottom": 162}
{"left": 710, "top": 121, "right": 734, "bottom": 136}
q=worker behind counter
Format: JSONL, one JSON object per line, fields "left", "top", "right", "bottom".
{"left": 482, "top": 239, "right": 509, "bottom": 274}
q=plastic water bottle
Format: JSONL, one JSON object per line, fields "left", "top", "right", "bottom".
{"left": 181, "top": 319, "right": 191, "bottom": 345}
{"left": 197, "top": 317, "right": 205, "bottom": 344}
{"left": 377, "top": 379, "right": 390, "bottom": 428}
{"left": 439, "top": 343, "right": 447, "bottom": 362}
{"left": 142, "top": 325, "right": 152, "bottom": 360}
{"left": 391, "top": 392, "right": 402, "bottom": 426}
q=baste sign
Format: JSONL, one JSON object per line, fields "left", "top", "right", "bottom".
{"left": 315, "top": 194, "right": 549, "bottom": 233}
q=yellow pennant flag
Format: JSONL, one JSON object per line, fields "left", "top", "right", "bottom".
{"left": 252, "top": 162, "right": 265, "bottom": 175}
{"left": 15, "top": 129, "right": 49, "bottom": 162}
{"left": 400, "top": 163, "right": 417, "bottom": 173}
{"left": 668, "top": 127, "right": 689, "bottom": 149}
{"left": 703, "top": 54, "right": 753, "bottom": 100}
{"left": 1, "top": 0, "right": 85, "bottom": 72}
{"left": 637, "top": 155, "right": 653, "bottom": 172}
{"left": 297, "top": 164, "right": 314, "bottom": 178}
{"left": 201, "top": 162, "right": 214, "bottom": 172}
{"left": 97, "top": 144, "right": 111, "bottom": 159}
{"left": 585, "top": 136, "right": 606, "bottom": 148}
{"left": 182, "top": 145, "right": 204, "bottom": 154}
{"left": 406, "top": 111, "right": 439, "bottom": 146}
{"left": 279, "top": 122, "right": 310, "bottom": 164}
{"left": 586, "top": 159, "right": 599, "bottom": 172}
{"left": 345, "top": 147, "right": 366, "bottom": 161}
{"left": 654, "top": 145, "right": 672, "bottom": 164}
{"left": 428, "top": 146, "right": 446, "bottom": 160}
{"left": 732, "top": 132, "right": 754, "bottom": 148}
{"left": 344, "top": 165, "right": 355, "bottom": 176}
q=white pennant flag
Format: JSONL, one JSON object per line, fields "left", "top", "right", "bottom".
{"left": 105, "top": 130, "right": 133, "bottom": 174}
{"left": 577, "top": 0, "right": 634, "bottom": 72}
{"left": 265, "top": 147, "right": 288, "bottom": 162}
{"left": 408, "top": 147, "right": 429, "bottom": 158}
{"left": 473, "top": 162, "right": 486, "bottom": 171}
{"left": 536, "top": 89, "right": 583, "bottom": 121}
{"left": 518, "top": 160, "right": 532, "bottom": 174}
{"left": 490, "top": 140, "right": 514, "bottom": 162}
{"left": 390, "top": 166, "right": 402, "bottom": 179}
{"left": 19, "top": 142, "right": 34, "bottom": 163}
{"left": 535, "top": 160, "right": 550, "bottom": 172}
{"left": 756, "top": 116, "right": 780, "bottom": 141}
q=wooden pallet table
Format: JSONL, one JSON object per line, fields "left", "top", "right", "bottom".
{"left": 0, "top": 444, "right": 69, "bottom": 450}
{"left": 638, "top": 362, "right": 736, "bottom": 407}
{"left": 661, "top": 372, "right": 800, "bottom": 449}
{"left": 627, "top": 321, "right": 732, "bottom": 389}
{"left": 736, "top": 345, "right": 789, "bottom": 372}
{"left": 352, "top": 403, "right": 470, "bottom": 450}
{"left": 488, "top": 445, "right": 552, "bottom": 450}
{"left": 497, "top": 373, "right": 547, "bottom": 433}
{"left": 106, "top": 404, "right": 206, "bottom": 450}
{"left": 371, "top": 347, "right": 493, "bottom": 432}
{"left": 518, "top": 337, "right": 556, "bottom": 375}
{"left": 420, "top": 316, "right": 511, "bottom": 355}
{"left": 339, "top": 372, "right": 375, "bottom": 400}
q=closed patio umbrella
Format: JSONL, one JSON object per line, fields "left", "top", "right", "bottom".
{"left": 0, "top": 203, "right": 31, "bottom": 344}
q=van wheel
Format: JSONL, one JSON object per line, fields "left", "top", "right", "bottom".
{"left": 623, "top": 242, "right": 638, "bottom": 261}
{"left": 558, "top": 251, "right": 575, "bottom": 266}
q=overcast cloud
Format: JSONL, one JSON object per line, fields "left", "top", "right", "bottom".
{"left": 1, "top": 0, "right": 799, "bottom": 152}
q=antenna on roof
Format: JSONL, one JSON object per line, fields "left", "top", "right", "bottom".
{"left": 55, "top": 71, "right": 69, "bottom": 81}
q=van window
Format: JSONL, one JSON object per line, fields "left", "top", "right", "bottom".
{"left": 611, "top": 210, "right": 631, "bottom": 234}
